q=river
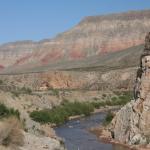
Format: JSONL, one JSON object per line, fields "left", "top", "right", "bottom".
{"left": 55, "top": 112, "right": 130, "bottom": 150}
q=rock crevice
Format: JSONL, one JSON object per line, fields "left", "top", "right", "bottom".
{"left": 110, "top": 32, "right": 150, "bottom": 147}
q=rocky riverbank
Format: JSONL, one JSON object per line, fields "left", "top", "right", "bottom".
{"left": 94, "top": 33, "right": 150, "bottom": 150}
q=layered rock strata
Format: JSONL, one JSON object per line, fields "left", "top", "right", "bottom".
{"left": 0, "top": 10, "right": 150, "bottom": 72}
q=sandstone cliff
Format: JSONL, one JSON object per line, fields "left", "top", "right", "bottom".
{"left": 110, "top": 33, "right": 150, "bottom": 148}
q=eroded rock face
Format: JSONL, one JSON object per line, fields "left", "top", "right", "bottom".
{"left": 0, "top": 68, "right": 136, "bottom": 91}
{"left": 110, "top": 32, "right": 150, "bottom": 146}
{"left": 0, "top": 10, "right": 150, "bottom": 72}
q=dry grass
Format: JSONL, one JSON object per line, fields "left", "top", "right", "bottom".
{"left": 0, "top": 117, "right": 24, "bottom": 150}
{"left": 0, "top": 145, "right": 13, "bottom": 150}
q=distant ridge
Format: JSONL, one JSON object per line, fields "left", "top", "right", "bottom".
{"left": 0, "top": 9, "right": 149, "bottom": 73}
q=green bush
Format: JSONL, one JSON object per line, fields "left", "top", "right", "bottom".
{"left": 111, "top": 97, "right": 118, "bottom": 101}
{"left": 102, "top": 94, "right": 107, "bottom": 98}
{"left": 20, "top": 87, "right": 32, "bottom": 94}
{"left": 51, "top": 89, "right": 59, "bottom": 97}
{"left": 93, "top": 91, "right": 132, "bottom": 108}
{"left": 113, "top": 91, "right": 133, "bottom": 99}
{"left": 30, "top": 91, "right": 132, "bottom": 125}
{"left": 103, "top": 111, "right": 114, "bottom": 125}
{"left": 11, "top": 91, "right": 20, "bottom": 97}
{"left": 91, "top": 101, "right": 105, "bottom": 109}
{"left": 0, "top": 104, "right": 20, "bottom": 119}
{"left": 48, "top": 88, "right": 60, "bottom": 97}
{"left": 110, "top": 91, "right": 132, "bottom": 106}
{"left": 0, "top": 80, "right": 3, "bottom": 85}
{"left": 11, "top": 87, "right": 32, "bottom": 97}
{"left": 30, "top": 101, "right": 94, "bottom": 125}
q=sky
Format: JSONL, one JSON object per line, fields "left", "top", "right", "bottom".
{"left": 0, "top": 0, "right": 150, "bottom": 44}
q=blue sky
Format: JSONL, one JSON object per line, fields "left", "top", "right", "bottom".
{"left": 0, "top": 0, "right": 150, "bottom": 44}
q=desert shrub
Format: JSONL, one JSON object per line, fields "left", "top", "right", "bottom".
{"left": 91, "top": 101, "right": 105, "bottom": 109}
{"left": 113, "top": 91, "right": 122, "bottom": 95}
{"left": 30, "top": 101, "right": 94, "bottom": 125}
{"left": 0, "top": 80, "right": 3, "bottom": 85}
{"left": 48, "top": 88, "right": 59, "bottom": 97}
{"left": 114, "top": 91, "right": 133, "bottom": 98}
{"left": 111, "top": 91, "right": 133, "bottom": 105}
{"left": 111, "top": 96, "right": 118, "bottom": 101}
{"left": 30, "top": 90, "right": 132, "bottom": 125}
{"left": 52, "top": 89, "right": 59, "bottom": 97}
{"left": 122, "top": 91, "right": 133, "bottom": 99}
{"left": 93, "top": 97, "right": 99, "bottom": 101}
{"left": 102, "top": 94, "right": 107, "bottom": 98}
{"left": 20, "top": 87, "right": 32, "bottom": 94}
{"left": 61, "top": 99, "right": 69, "bottom": 105}
{"left": 0, "top": 104, "right": 20, "bottom": 119}
{"left": 91, "top": 94, "right": 131, "bottom": 109}
{"left": 0, "top": 117, "right": 24, "bottom": 149}
{"left": 62, "top": 101, "right": 94, "bottom": 116}
{"left": 11, "top": 87, "right": 32, "bottom": 97}
{"left": 103, "top": 111, "right": 114, "bottom": 125}
{"left": 11, "top": 91, "right": 19, "bottom": 97}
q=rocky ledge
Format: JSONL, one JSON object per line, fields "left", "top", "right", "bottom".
{"left": 100, "top": 32, "right": 150, "bottom": 149}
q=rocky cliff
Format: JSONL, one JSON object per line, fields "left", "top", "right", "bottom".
{"left": 0, "top": 10, "right": 150, "bottom": 73}
{"left": 110, "top": 33, "right": 150, "bottom": 148}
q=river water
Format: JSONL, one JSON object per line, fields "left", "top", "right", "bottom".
{"left": 55, "top": 112, "right": 130, "bottom": 150}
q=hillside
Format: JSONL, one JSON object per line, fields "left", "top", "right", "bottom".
{"left": 0, "top": 10, "right": 150, "bottom": 73}
{"left": 0, "top": 44, "right": 143, "bottom": 92}
{"left": 1, "top": 44, "right": 143, "bottom": 74}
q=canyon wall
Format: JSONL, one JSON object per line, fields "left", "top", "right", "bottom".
{"left": 0, "top": 10, "right": 150, "bottom": 73}
{"left": 110, "top": 32, "right": 150, "bottom": 148}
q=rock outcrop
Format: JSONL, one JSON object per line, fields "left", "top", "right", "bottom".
{"left": 110, "top": 33, "right": 150, "bottom": 147}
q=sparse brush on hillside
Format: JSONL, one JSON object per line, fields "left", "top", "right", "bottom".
{"left": 0, "top": 104, "right": 20, "bottom": 119}
{"left": 91, "top": 91, "right": 132, "bottom": 109}
{"left": 20, "top": 87, "right": 32, "bottom": 94}
{"left": 30, "top": 91, "right": 132, "bottom": 125}
{"left": 0, "top": 80, "right": 3, "bottom": 85}
{"left": 103, "top": 111, "right": 115, "bottom": 125}
{"left": 50, "top": 88, "right": 59, "bottom": 97}
{"left": 0, "top": 117, "right": 24, "bottom": 150}
{"left": 11, "top": 87, "right": 32, "bottom": 97}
